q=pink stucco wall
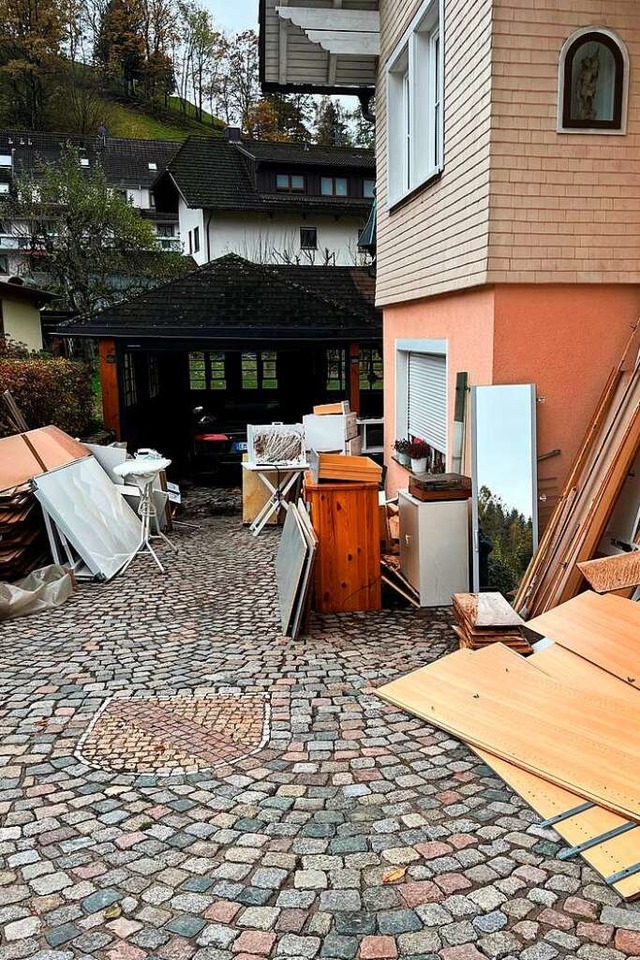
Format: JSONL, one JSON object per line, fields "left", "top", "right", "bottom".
{"left": 383, "top": 283, "right": 640, "bottom": 517}
{"left": 383, "top": 287, "right": 495, "bottom": 496}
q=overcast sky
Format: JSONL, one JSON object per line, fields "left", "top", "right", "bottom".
{"left": 205, "top": 0, "right": 258, "bottom": 32}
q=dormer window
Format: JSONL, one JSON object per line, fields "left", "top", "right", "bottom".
{"left": 80, "top": 157, "right": 90, "bottom": 167}
{"left": 321, "top": 177, "right": 348, "bottom": 197}
{"left": 0, "top": 155, "right": 11, "bottom": 168}
{"left": 148, "top": 162, "right": 157, "bottom": 171}
{"left": 558, "top": 28, "right": 628, "bottom": 133}
{"left": 276, "top": 173, "right": 305, "bottom": 192}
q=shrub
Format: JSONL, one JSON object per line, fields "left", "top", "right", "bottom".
{"left": 0, "top": 347, "right": 94, "bottom": 438}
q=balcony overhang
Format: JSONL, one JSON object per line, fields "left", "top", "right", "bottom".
{"left": 259, "top": 0, "right": 379, "bottom": 95}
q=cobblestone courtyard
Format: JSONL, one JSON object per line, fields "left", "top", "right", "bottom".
{"left": 2, "top": 498, "right": 640, "bottom": 960}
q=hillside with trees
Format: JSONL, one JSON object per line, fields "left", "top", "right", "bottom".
{"left": 0, "top": 0, "right": 373, "bottom": 145}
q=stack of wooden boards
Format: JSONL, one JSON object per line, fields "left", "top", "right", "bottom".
{"left": 377, "top": 589, "right": 640, "bottom": 900}
{"left": 452, "top": 592, "right": 532, "bottom": 654}
{"left": 308, "top": 451, "right": 382, "bottom": 484}
{"left": 516, "top": 324, "right": 640, "bottom": 617}
{"left": 275, "top": 500, "right": 317, "bottom": 639}
{"left": 577, "top": 550, "right": 640, "bottom": 595}
{"left": 0, "top": 427, "right": 90, "bottom": 582}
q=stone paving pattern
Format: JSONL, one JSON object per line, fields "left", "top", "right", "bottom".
{"left": 2, "top": 493, "right": 640, "bottom": 960}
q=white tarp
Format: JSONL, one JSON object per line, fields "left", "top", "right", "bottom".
{"left": 0, "top": 564, "right": 75, "bottom": 619}
{"left": 32, "top": 458, "right": 142, "bottom": 581}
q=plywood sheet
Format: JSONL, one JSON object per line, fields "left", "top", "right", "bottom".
{"left": 578, "top": 552, "right": 640, "bottom": 593}
{"left": 474, "top": 748, "right": 640, "bottom": 900}
{"left": 527, "top": 590, "right": 640, "bottom": 690}
{"left": 376, "top": 643, "right": 640, "bottom": 821}
{"left": 453, "top": 592, "right": 523, "bottom": 628}
{"left": 0, "top": 427, "right": 88, "bottom": 492}
{"left": 530, "top": 644, "right": 639, "bottom": 705}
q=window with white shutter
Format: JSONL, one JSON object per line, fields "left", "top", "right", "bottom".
{"left": 407, "top": 352, "right": 447, "bottom": 454}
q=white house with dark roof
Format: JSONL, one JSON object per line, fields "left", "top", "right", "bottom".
{"left": 0, "top": 130, "right": 183, "bottom": 278}
{"left": 152, "top": 134, "right": 375, "bottom": 267}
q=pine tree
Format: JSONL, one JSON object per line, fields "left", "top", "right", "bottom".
{"left": 315, "top": 97, "right": 351, "bottom": 146}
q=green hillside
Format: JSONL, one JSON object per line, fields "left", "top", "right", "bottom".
{"left": 104, "top": 96, "right": 223, "bottom": 141}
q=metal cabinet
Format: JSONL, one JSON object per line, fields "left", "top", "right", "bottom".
{"left": 398, "top": 490, "right": 470, "bottom": 606}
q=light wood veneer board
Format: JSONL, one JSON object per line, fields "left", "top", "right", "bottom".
{"left": 578, "top": 552, "right": 640, "bottom": 593}
{"left": 474, "top": 644, "right": 640, "bottom": 899}
{"left": 473, "top": 748, "right": 640, "bottom": 900}
{"left": 376, "top": 644, "right": 640, "bottom": 820}
{"left": 527, "top": 591, "right": 640, "bottom": 690}
{"left": 530, "top": 644, "right": 639, "bottom": 705}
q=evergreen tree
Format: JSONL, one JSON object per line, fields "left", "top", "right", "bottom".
{"left": 315, "top": 96, "right": 351, "bottom": 146}
{"left": 95, "top": 0, "right": 146, "bottom": 96}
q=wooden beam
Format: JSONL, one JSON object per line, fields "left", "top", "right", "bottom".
{"left": 305, "top": 31, "right": 380, "bottom": 55}
{"left": 276, "top": 6, "right": 379, "bottom": 31}
{"left": 98, "top": 338, "right": 121, "bottom": 439}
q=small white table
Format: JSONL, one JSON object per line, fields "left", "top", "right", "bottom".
{"left": 242, "top": 463, "right": 308, "bottom": 537}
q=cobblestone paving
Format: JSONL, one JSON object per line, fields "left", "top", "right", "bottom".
{"left": 1, "top": 498, "right": 640, "bottom": 960}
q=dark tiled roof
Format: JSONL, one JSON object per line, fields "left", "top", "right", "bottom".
{"left": 0, "top": 130, "right": 181, "bottom": 188}
{"left": 160, "top": 136, "right": 374, "bottom": 214}
{"left": 237, "top": 140, "right": 374, "bottom": 169}
{"left": 57, "top": 254, "right": 380, "bottom": 341}
{"left": 162, "top": 137, "right": 258, "bottom": 210}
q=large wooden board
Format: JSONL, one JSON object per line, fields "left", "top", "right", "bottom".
{"left": 376, "top": 643, "right": 640, "bottom": 821}
{"left": 530, "top": 644, "right": 639, "bottom": 704}
{"left": 474, "top": 748, "right": 640, "bottom": 900}
{"left": 527, "top": 591, "right": 640, "bottom": 689}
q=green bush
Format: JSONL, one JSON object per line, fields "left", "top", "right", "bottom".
{"left": 0, "top": 349, "right": 94, "bottom": 438}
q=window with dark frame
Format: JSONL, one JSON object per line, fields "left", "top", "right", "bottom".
{"left": 560, "top": 29, "right": 626, "bottom": 131}
{"left": 189, "top": 352, "right": 226, "bottom": 390}
{"left": 188, "top": 230, "right": 192, "bottom": 255}
{"left": 300, "top": 227, "right": 318, "bottom": 250}
{"left": 359, "top": 348, "right": 384, "bottom": 391}
{"left": 363, "top": 179, "right": 376, "bottom": 198}
{"left": 275, "top": 173, "right": 305, "bottom": 193}
{"left": 326, "top": 348, "right": 346, "bottom": 392}
{"left": 0, "top": 256, "right": 8, "bottom": 274}
{"left": 193, "top": 226, "right": 200, "bottom": 252}
{"left": 241, "top": 350, "right": 278, "bottom": 390}
{"left": 321, "top": 176, "right": 348, "bottom": 197}
{"left": 123, "top": 353, "right": 137, "bottom": 407}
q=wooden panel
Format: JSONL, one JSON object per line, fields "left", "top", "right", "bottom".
{"left": 474, "top": 748, "right": 640, "bottom": 900}
{"left": 376, "top": 643, "right": 640, "bottom": 820}
{"left": 99, "top": 339, "right": 121, "bottom": 438}
{"left": 578, "top": 552, "right": 640, "bottom": 594}
{"left": 241, "top": 456, "right": 280, "bottom": 526}
{"left": 305, "top": 478, "right": 381, "bottom": 612}
{"left": 0, "top": 427, "right": 89, "bottom": 492}
{"left": 530, "top": 644, "right": 639, "bottom": 706}
{"left": 527, "top": 591, "right": 640, "bottom": 690}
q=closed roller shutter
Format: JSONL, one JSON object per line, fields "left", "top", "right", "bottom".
{"left": 408, "top": 352, "right": 447, "bottom": 453}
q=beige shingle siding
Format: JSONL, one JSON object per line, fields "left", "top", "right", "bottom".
{"left": 376, "top": 0, "right": 494, "bottom": 306}
{"left": 488, "top": 0, "right": 640, "bottom": 285}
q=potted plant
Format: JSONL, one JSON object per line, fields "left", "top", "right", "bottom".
{"left": 407, "top": 438, "right": 431, "bottom": 473}
{"left": 393, "top": 438, "right": 411, "bottom": 467}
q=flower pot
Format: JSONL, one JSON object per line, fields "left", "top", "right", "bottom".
{"left": 411, "top": 457, "right": 427, "bottom": 473}
{"left": 395, "top": 451, "right": 410, "bottom": 467}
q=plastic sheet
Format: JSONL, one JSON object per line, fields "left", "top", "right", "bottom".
{"left": 0, "top": 564, "right": 75, "bottom": 619}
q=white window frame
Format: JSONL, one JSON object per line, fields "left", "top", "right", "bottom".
{"left": 386, "top": 0, "right": 444, "bottom": 207}
{"left": 395, "top": 338, "right": 448, "bottom": 458}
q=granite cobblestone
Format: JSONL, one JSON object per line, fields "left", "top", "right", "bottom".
{"left": 1, "top": 496, "right": 640, "bottom": 959}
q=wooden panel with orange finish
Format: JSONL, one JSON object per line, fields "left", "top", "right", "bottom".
{"left": 304, "top": 476, "right": 381, "bottom": 613}
{"left": 98, "top": 338, "right": 121, "bottom": 438}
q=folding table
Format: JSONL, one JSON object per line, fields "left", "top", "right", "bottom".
{"left": 242, "top": 463, "right": 308, "bottom": 536}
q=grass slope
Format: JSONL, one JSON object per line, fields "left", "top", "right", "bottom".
{"left": 102, "top": 95, "right": 223, "bottom": 141}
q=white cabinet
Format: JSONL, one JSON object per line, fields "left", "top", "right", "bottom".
{"left": 398, "top": 490, "right": 470, "bottom": 606}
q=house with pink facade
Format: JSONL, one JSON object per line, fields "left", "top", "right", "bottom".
{"left": 260, "top": 0, "right": 640, "bottom": 531}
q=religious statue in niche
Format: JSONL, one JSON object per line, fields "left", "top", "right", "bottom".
{"left": 575, "top": 50, "right": 600, "bottom": 120}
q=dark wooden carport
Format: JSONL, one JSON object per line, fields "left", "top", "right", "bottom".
{"left": 57, "top": 255, "right": 383, "bottom": 470}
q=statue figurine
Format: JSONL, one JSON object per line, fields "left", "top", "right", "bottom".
{"left": 575, "top": 50, "right": 600, "bottom": 121}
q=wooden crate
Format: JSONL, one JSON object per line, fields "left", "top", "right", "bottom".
{"left": 304, "top": 475, "right": 381, "bottom": 613}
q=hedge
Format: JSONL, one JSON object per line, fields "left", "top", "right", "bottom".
{"left": 0, "top": 353, "right": 94, "bottom": 438}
